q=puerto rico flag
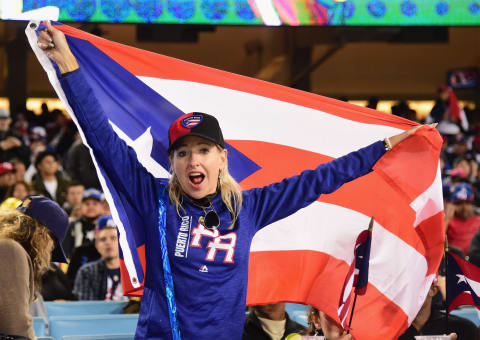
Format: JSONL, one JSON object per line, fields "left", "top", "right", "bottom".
{"left": 337, "top": 218, "right": 373, "bottom": 330}
{"left": 27, "top": 22, "right": 444, "bottom": 339}
{"left": 447, "top": 251, "right": 480, "bottom": 312}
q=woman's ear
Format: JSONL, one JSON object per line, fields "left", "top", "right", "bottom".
{"left": 219, "top": 148, "right": 227, "bottom": 167}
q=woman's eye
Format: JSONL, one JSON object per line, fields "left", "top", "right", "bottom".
{"left": 200, "top": 148, "right": 209, "bottom": 154}
{"left": 177, "top": 151, "right": 186, "bottom": 157}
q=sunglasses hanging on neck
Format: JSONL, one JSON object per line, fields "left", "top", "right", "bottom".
{"left": 201, "top": 209, "right": 220, "bottom": 231}
{"left": 187, "top": 197, "right": 220, "bottom": 231}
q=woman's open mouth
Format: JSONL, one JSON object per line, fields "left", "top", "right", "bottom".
{"left": 189, "top": 172, "right": 205, "bottom": 185}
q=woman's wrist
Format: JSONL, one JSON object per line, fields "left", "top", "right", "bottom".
{"left": 58, "top": 52, "right": 79, "bottom": 74}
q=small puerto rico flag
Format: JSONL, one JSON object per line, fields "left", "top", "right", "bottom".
{"left": 338, "top": 217, "right": 374, "bottom": 329}
{"left": 446, "top": 251, "right": 480, "bottom": 312}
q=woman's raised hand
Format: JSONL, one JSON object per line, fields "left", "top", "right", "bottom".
{"left": 389, "top": 123, "right": 437, "bottom": 149}
{"left": 37, "top": 21, "right": 79, "bottom": 74}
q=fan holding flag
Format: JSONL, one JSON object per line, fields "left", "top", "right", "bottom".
{"left": 35, "top": 21, "right": 439, "bottom": 340}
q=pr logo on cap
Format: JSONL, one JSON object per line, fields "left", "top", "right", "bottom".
{"left": 181, "top": 115, "right": 203, "bottom": 129}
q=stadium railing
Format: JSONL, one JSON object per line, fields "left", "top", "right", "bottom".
{"left": 45, "top": 301, "right": 127, "bottom": 317}
{"left": 49, "top": 314, "right": 139, "bottom": 340}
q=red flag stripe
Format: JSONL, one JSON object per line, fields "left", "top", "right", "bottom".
{"left": 247, "top": 250, "right": 409, "bottom": 340}
{"left": 230, "top": 139, "right": 439, "bottom": 259}
{"left": 54, "top": 23, "right": 415, "bottom": 130}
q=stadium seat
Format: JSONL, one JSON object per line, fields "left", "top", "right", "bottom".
{"left": 33, "top": 316, "right": 46, "bottom": 336}
{"left": 49, "top": 314, "right": 139, "bottom": 340}
{"left": 62, "top": 335, "right": 134, "bottom": 340}
{"left": 285, "top": 303, "right": 308, "bottom": 326}
{"left": 451, "top": 306, "right": 480, "bottom": 327}
{"left": 45, "top": 301, "right": 126, "bottom": 317}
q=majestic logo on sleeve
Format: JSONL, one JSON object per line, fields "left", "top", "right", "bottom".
{"left": 191, "top": 223, "right": 237, "bottom": 263}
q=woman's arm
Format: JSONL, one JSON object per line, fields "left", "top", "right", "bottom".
{"left": 0, "top": 239, "right": 35, "bottom": 339}
{"left": 245, "top": 124, "right": 435, "bottom": 230}
{"left": 38, "top": 22, "right": 157, "bottom": 222}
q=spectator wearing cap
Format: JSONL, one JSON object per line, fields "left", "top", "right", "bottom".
{"left": 0, "top": 196, "right": 68, "bottom": 339}
{"left": 62, "top": 188, "right": 104, "bottom": 257}
{"left": 445, "top": 183, "right": 480, "bottom": 255}
{"left": 0, "top": 162, "right": 16, "bottom": 201}
{"left": 74, "top": 215, "right": 127, "bottom": 301}
{"left": 65, "top": 132, "right": 101, "bottom": 190}
{"left": 32, "top": 150, "right": 70, "bottom": 206}
{"left": 0, "top": 108, "right": 30, "bottom": 167}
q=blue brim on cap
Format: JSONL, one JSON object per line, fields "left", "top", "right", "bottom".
{"left": 51, "top": 244, "right": 67, "bottom": 263}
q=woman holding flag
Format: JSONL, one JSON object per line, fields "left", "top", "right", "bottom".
{"left": 37, "top": 22, "right": 431, "bottom": 340}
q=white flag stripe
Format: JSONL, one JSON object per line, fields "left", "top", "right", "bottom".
{"left": 138, "top": 77, "right": 404, "bottom": 158}
{"left": 25, "top": 22, "right": 141, "bottom": 287}
{"left": 410, "top": 164, "right": 444, "bottom": 227}
{"left": 251, "top": 200, "right": 429, "bottom": 320}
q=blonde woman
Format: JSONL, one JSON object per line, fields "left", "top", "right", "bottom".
{"left": 0, "top": 196, "right": 68, "bottom": 339}
{"left": 38, "top": 23, "right": 428, "bottom": 340}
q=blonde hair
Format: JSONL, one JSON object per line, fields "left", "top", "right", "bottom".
{"left": 168, "top": 148, "right": 243, "bottom": 229}
{"left": 0, "top": 210, "right": 53, "bottom": 293}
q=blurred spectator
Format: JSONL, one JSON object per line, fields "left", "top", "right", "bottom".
{"left": 398, "top": 280, "right": 476, "bottom": 339}
{"left": 45, "top": 109, "right": 64, "bottom": 143}
{"left": 444, "top": 136, "right": 469, "bottom": 166}
{"left": 427, "top": 86, "right": 468, "bottom": 133}
{"left": 0, "top": 108, "right": 30, "bottom": 167}
{"left": 63, "top": 188, "right": 104, "bottom": 257}
{"left": 25, "top": 127, "right": 49, "bottom": 183}
{"left": 446, "top": 183, "right": 480, "bottom": 255}
{"left": 304, "top": 306, "right": 323, "bottom": 336}
{"left": 243, "top": 303, "right": 306, "bottom": 340}
{"left": 54, "top": 119, "right": 78, "bottom": 160}
{"left": 313, "top": 310, "right": 351, "bottom": 340}
{"left": 468, "top": 228, "right": 480, "bottom": 268}
{"left": 32, "top": 151, "right": 70, "bottom": 206}
{"left": 41, "top": 263, "right": 76, "bottom": 301}
{"left": 12, "top": 112, "right": 29, "bottom": 144}
{"left": 65, "top": 133, "right": 101, "bottom": 190}
{"left": 35, "top": 102, "right": 51, "bottom": 128}
{"left": 471, "top": 136, "right": 480, "bottom": 164}
{"left": 6, "top": 181, "right": 31, "bottom": 201}
{"left": 10, "top": 158, "right": 27, "bottom": 182}
{"left": 73, "top": 216, "right": 126, "bottom": 301}
{"left": 391, "top": 101, "right": 417, "bottom": 121}
{"left": 0, "top": 162, "right": 16, "bottom": 201}
{"left": 366, "top": 96, "right": 379, "bottom": 110}
{"left": 63, "top": 181, "right": 85, "bottom": 218}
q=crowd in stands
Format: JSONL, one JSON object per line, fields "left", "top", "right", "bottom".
{"left": 0, "top": 104, "right": 124, "bottom": 304}
{"left": 0, "top": 82, "right": 480, "bottom": 339}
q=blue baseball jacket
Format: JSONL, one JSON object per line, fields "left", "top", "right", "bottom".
{"left": 60, "top": 69, "right": 385, "bottom": 340}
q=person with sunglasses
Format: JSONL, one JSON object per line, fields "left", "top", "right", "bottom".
{"left": 0, "top": 196, "right": 69, "bottom": 339}
{"left": 38, "top": 22, "right": 431, "bottom": 340}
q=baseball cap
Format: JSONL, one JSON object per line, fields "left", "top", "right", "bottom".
{"left": 0, "top": 108, "right": 10, "bottom": 119}
{"left": 0, "top": 162, "right": 14, "bottom": 176}
{"left": 168, "top": 112, "right": 224, "bottom": 153}
{"left": 450, "top": 183, "right": 474, "bottom": 203}
{"left": 96, "top": 215, "right": 116, "bottom": 231}
{"left": 30, "top": 126, "right": 47, "bottom": 143}
{"left": 82, "top": 188, "right": 103, "bottom": 202}
{"left": 449, "top": 167, "right": 468, "bottom": 179}
{"left": 16, "top": 196, "right": 69, "bottom": 262}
